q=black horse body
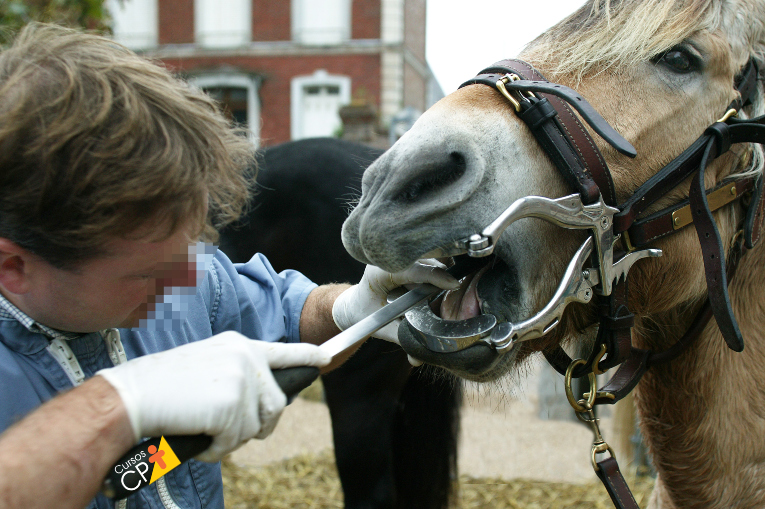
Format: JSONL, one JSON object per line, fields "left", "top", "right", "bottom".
{"left": 219, "top": 137, "right": 460, "bottom": 509}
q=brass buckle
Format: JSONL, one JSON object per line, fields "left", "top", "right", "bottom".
{"left": 621, "top": 231, "right": 637, "bottom": 253}
{"left": 717, "top": 108, "right": 738, "bottom": 123}
{"left": 495, "top": 74, "right": 535, "bottom": 112}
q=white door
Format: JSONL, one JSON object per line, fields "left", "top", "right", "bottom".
{"left": 299, "top": 84, "right": 343, "bottom": 138}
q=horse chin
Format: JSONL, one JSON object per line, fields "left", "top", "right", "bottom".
{"left": 397, "top": 321, "right": 518, "bottom": 382}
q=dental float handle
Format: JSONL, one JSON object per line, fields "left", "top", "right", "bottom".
{"left": 103, "top": 256, "right": 484, "bottom": 500}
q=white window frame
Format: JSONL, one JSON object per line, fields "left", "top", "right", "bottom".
{"left": 194, "top": 0, "right": 252, "bottom": 48}
{"left": 189, "top": 73, "right": 261, "bottom": 147}
{"left": 291, "top": 70, "right": 351, "bottom": 140}
{"left": 107, "top": 0, "right": 158, "bottom": 50}
{"left": 291, "top": 0, "right": 351, "bottom": 45}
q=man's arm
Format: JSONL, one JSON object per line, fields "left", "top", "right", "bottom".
{"left": 0, "top": 331, "right": 330, "bottom": 508}
{"left": 298, "top": 261, "right": 461, "bottom": 372}
{"left": 0, "top": 376, "right": 133, "bottom": 509}
{"left": 298, "top": 283, "right": 352, "bottom": 371}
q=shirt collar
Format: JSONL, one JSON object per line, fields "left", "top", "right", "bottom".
{"left": 0, "top": 291, "right": 80, "bottom": 341}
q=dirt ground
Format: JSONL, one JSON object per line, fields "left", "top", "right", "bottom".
{"left": 229, "top": 358, "right": 642, "bottom": 485}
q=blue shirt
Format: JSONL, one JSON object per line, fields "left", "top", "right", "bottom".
{"left": 0, "top": 250, "right": 317, "bottom": 509}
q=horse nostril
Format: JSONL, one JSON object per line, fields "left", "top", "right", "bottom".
{"left": 394, "top": 151, "right": 468, "bottom": 203}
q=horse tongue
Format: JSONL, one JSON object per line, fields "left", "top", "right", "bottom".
{"left": 439, "top": 266, "right": 488, "bottom": 321}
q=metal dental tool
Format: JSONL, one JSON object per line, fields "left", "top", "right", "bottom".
{"left": 407, "top": 193, "right": 662, "bottom": 355}
{"left": 407, "top": 237, "right": 598, "bottom": 353}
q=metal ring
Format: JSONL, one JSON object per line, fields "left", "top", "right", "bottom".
{"left": 591, "top": 444, "right": 616, "bottom": 472}
{"left": 564, "top": 359, "right": 596, "bottom": 412}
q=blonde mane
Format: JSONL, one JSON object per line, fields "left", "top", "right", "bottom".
{"left": 525, "top": 0, "right": 765, "bottom": 77}
{"left": 525, "top": 0, "right": 765, "bottom": 179}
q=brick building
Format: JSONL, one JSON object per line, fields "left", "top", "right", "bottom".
{"left": 108, "top": 0, "right": 442, "bottom": 147}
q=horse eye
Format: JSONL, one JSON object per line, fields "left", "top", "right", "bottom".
{"left": 657, "top": 49, "right": 696, "bottom": 73}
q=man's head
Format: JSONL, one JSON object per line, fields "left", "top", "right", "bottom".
{"left": 0, "top": 23, "right": 254, "bottom": 331}
{"left": 0, "top": 22, "right": 254, "bottom": 266}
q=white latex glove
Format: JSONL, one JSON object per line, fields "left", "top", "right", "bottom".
{"left": 97, "top": 331, "right": 330, "bottom": 462}
{"left": 332, "top": 259, "right": 460, "bottom": 345}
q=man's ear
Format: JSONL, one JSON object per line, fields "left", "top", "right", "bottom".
{"left": 0, "top": 238, "right": 31, "bottom": 294}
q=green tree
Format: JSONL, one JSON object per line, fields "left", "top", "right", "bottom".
{"left": 0, "top": 0, "right": 111, "bottom": 33}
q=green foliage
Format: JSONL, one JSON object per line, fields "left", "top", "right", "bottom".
{"left": 0, "top": 0, "right": 112, "bottom": 34}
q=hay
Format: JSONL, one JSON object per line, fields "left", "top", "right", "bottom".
{"left": 222, "top": 451, "right": 656, "bottom": 508}
{"left": 222, "top": 451, "right": 343, "bottom": 509}
{"left": 457, "top": 475, "right": 655, "bottom": 508}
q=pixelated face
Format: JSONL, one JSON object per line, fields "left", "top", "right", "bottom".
{"left": 20, "top": 222, "right": 213, "bottom": 332}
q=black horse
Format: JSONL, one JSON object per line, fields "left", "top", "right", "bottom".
{"left": 219, "top": 137, "right": 461, "bottom": 509}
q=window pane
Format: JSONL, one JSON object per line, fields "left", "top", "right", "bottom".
{"left": 108, "top": 0, "right": 158, "bottom": 49}
{"left": 195, "top": 0, "right": 251, "bottom": 47}
{"left": 204, "top": 86, "right": 248, "bottom": 127}
{"left": 294, "top": 0, "right": 349, "bottom": 45}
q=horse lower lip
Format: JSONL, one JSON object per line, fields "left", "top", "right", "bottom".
{"left": 397, "top": 317, "right": 512, "bottom": 381}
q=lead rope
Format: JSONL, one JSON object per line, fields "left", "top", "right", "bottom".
{"left": 100, "top": 329, "right": 130, "bottom": 509}
{"left": 564, "top": 359, "right": 640, "bottom": 509}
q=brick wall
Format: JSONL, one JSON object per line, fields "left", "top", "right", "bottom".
{"left": 404, "top": 0, "right": 425, "bottom": 62}
{"left": 163, "top": 54, "right": 381, "bottom": 146}
{"left": 352, "top": 0, "right": 381, "bottom": 39}
{"left": 158, "top": 0, "right": 194, "bottom": 44}
{"left": 253, "top": 0, "right": 291, "bottom": 41}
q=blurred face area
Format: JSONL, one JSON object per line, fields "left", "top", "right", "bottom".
{"left": 15, "top": 221, "right": 207, "bottom": 333}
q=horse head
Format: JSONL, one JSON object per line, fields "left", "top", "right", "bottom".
{"left": 342, "top": 0, "right": 765, "bottom": 383}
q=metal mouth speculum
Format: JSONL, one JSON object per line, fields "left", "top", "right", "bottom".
{"left": 407, "top": 237, "right": 599, "bottom": 353}
{"left": 409, "top": 193, "right": 662, "bottom": 355}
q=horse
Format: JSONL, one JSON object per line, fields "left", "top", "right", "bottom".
{"left": 340, "top": 1, "right": 765, "bottom": 507}
{"left": 218, "top": 137, "right": 460, "bottom": 509}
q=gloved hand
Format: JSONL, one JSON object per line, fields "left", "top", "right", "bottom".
{"left": 332, "top": 260, "right": 460, "bottom": 344}
{"left": 97, "top": 331, "right": 330, "bottom": 462}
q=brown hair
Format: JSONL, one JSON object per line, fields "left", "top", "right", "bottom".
{"left": 0, "top": 23, "right": 254, "bottom": 269}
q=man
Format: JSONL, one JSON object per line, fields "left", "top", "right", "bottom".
{"left": 0, "top": 24, "right": 458, "bottom": 509}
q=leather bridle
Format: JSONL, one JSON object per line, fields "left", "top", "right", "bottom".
{"left": 457, "top": 58, "right": 765, "bottom": 508}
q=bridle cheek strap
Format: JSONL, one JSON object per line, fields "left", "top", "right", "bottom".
{"left": 461, "top": 59, "right": 632, "bottom": 206}
{"left": 690, "top": 125, "right": 745, "bottom": 351}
